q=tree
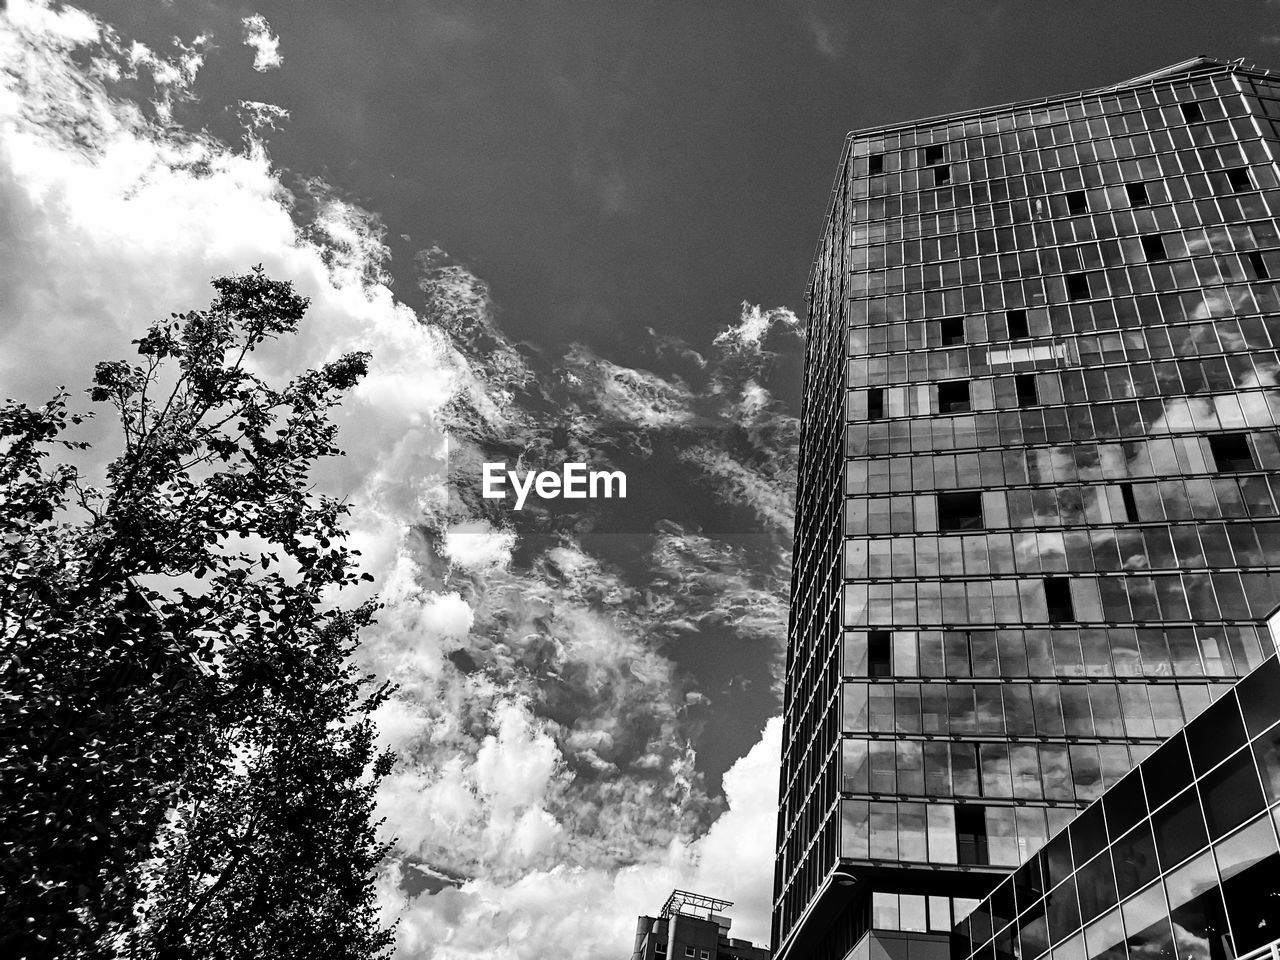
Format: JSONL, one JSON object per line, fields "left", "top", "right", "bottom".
{"left": 0, "top": 269, "right": 396, "bottom": 959}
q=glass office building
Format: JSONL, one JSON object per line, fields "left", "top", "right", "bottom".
{"left": 775, "top": 57, "right": 1280, "bottom": 960}
{"left": 953, "top": 651, "right": 1280, "bottom": 960}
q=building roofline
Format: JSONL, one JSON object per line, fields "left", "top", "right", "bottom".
{"left": 802, "top": 56, "right": 1270, "bottom": 297}
{"left": 843, "top": 56, "right": 1261, "bottom": 141}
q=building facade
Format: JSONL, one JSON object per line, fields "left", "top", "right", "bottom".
{"left": 775, "top": 57, "right": 1280, "bottom": 960}
{"left": 953, "top": 650, "right": 1280, "bottom": 960}
{"left": 630, "top": 891, "right": 770, "bottom": 960}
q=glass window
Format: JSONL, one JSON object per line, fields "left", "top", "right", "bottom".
{"left": 1216, "top": 824, "right": 1280, "bottom": 954}
{"left": 1066, "top": 272, "right": 1092, "bottom": 300}
{"left": 958, "top": 805, "right": 990, "bottom": 866}
{"left": 1208, "top": 433, "right": 1255, "bottom": 472}
{"left": 1111, "top": 821, "right": 1159, "bottom": 899}
{"left": 868, "top": 387, "right": 885, "bottom": 420}
{"left": 1019, "top": 903, "right": 1050, "bottom": 960}
{"left": 900, "top": 893, "right": 929, "bottom": 933}
{"left": 1213, "top": 814, "right": 1278, "bottom": 883}
{"left": 1053, "top": 932, "right": 1086, "bottom": 960}
{"left": 1120, "top": 884, "right": 1175, "bottom": 960}
{"left": 1103, "top": 772, "right": 1147, "bottom": 840}
{"left": 952, "top": 742, "right": 980, "bottom": 796}
{"left": 1198, "top": 748, "right": 1266, "bottom": 840}
{"left": 1153, "top": 788, "right": 1208, "bottom": 870}
{"left": 940, "top": 491, "right": 985, "bottom": 530}
{"left": 1141, "top": 734, "right": 1192, "bottom": 810}
{"left": 1164, "top": 850, "right": 1226, "bottom": 960}
{"left": 987, "top": 806, "right": 1020, "bottom": 866}
{"left": 981, "top": 743, "right": 1013, "bottom": 797}
{"left": 843, "top": 683, "right": 869, "bottom": 731}
{"left": 940, "top": 379, "right": 972, "bottom": 413}
{"left": 1075, "top": 851, "right": 1119, "bottom": 924}
{"left": 896, "top": 740, "right": 924, "bottom": 794}
{"left": 941, "top": 316, "right": 966, "bottom": 346}
{"left": 872, "top": 891, "right": 900, "bottom": 931}
{"left": 1008, "top": 309, "right": 1030, "bottom": 339}
{"left": 868, "top": 631, "right": 892, "bottom": 677}
{"left": 1236, "top": 656, "right": 1280, "bottom": 736}
{"left": 928, "top": 804, "right": 958, "bottom": 864}
{"left": 843, "top": 739, "right": 870, "bottom": 793}
{"left": 870, "top": 801, "right": 898, "bottom": 859}
{"left": 1185, "top": 692, "right": 1246, "bottom": 774}
{"left": 1045, "top": 578, "right": 1075, "bottom": 622}
{"left": 841, "top": 799, "right": 870, "bottom": 858}
{"left": 899, "top": 802, "right": 928, "bottom": 862}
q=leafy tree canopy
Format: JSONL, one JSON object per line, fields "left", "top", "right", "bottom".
{"left": 0, "top": 269, "right": 396, "bottom": 960}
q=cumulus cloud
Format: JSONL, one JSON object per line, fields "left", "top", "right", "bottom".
{"left": 441, "top": 520, "right": 517, "bottom": 572}
{"left": 242, "top": 13, "right": 282, "bottom": 72}
{"left": 1, "top": 5, "right": 799, "bottom": 957}
{"left": 382, "top": 718, "right": 781, "bottom": 959}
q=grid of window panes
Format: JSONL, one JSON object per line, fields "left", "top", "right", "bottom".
{"left": 773, "top": 157, "right": 851, "bottom": 952}
{"left": 954, "top": 655, "right": 1280, "bottom": 960}
{"left": 838, "top": 63, "right": 1280, "bottom": 916}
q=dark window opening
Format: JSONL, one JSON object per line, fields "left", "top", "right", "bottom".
{"left": 1246, "top": 251, "right": 1269, "bottom": 280}
{"left": 941, "top": 317, "right": 965, "bottom": 346}
{"left": 1126, "top": 182, "right": 1150, "bottom": 206}
{"left": 1065, "top": 272, "right": 1091, "bottom": 301}
{"left": 1015, "top": 374, "right": 1039, "bottom": 407}
{"left": 1140, "top": 235, "right": 1167, "bottom": 262}
{"left": 1006, "top": 309, "right": 1029, "bottom": 339}
{"left": 934, "top": 165, "right": 952, "bottom": 186}
{"left": 867, "top": 388, "right": 885, "bottom": 421}
{"left": 868, "top": 631, "right": 891, "bottom": 678}
{"left": 1181, "top": 102, "right": 1204, "bottom": 123}
{"left": 938, "top": 380, "right": 971, "bottom": 414}
{"left": 1226, "top": 167, "right": 1252, "bottom": 192}
{"left": 1120, "top": 483, "right": 1139, "bottom": 522}
{"left": 939, "top": 492, "right": 984, "bottom": 531}
{"left": 1045, "top": 578, "right": 1075, "bottom": 623}
{"left": 868, "top": 154, "right": 884, "bottom": 175}
{"left": 957, "top": 806, "right": 989, "bottom": 866}
{"left": 924, "top": 144, "right": 946, "bottom": 165}
{"left": 1210, "top": 433, "right": 1256, "bottom": 472}
{"left": 1065, "top": 190, "right": 1088, "bottom": 214}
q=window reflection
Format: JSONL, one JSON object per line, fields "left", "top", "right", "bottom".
{"left": 1164, "top": 851, "right": 1230, "bottom": 960}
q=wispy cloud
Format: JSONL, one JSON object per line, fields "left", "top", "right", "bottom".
{"left": 241, "top": 13, "right": 282, "bottom": 71}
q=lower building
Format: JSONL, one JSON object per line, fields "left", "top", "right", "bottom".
{"left": 631, "top": 891, "right": 771, "bottom": 960}
{"left": 953, "top": 649, "right": 1280, "bottom": 960}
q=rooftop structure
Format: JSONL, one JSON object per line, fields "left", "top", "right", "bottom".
{"left": 631, "top": 890, "right": 770, "bottom": 960}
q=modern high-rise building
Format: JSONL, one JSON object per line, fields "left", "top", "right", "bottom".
{"left": 954, "top": 627, "right": 1280, "bottom": 960}
{"left": 776, "top": 56, "right": 1280, "bottom": 960}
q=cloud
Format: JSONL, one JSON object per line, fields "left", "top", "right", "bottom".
{"left": 712, "top": 301, "right": 802, "bottom": 354}
{"left": 242, "top": 14, "right": 282, "bottom": 72}
{"left": 1, "top": 5, "right": 796, "bottom": 957}
{"left": 380, "top": 718, "right": 781, "bottom": 959}
{"left": 235, "top": 98, "right": 289, "bottom": 147}
{"left": 805, "top": 12, "right": 842, "bottom": 60}
{"left": 441, "top": 520, "right": 517, "bottom": 572}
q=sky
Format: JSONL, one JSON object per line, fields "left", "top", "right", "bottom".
{"left": 3, "top": 2, "right": 1280, "bottom": 957}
